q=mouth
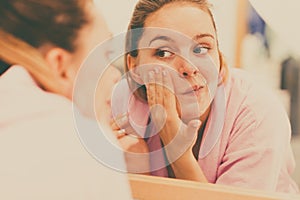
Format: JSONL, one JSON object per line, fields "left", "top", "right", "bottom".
{"left": 182, "top": 85, "right": 205, "bottom": 95}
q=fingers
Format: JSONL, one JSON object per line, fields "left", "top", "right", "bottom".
{"left": 185, "top": 119, "right": 202, "bottom": 142}
{"left": 124, "top": 124, "right": 141, "bottom": 137}
{"left": 111, "top": 113, "right": 142, "bottom": 138}
{"left": 186, "top": 120, "right": 201, "bottom": 132}
{"left": 110, "top": 113, "right": 129, "bottom": 138}
{"left": 162, "top": 70, "right": 177, "bottom": 115}
{"left": 145, "top": 67, "right": 181, "bottom": 140}
{"left": 154, "top": 68, "right": 163, "bottom": 104}
{"left": 147, "top": 71, "right": 156, "bottom": 107}
{"left": 115, "top": 129, "right": 126, "bottom": 139}
{"left": 146, "top": 67, "right": 170, "bottom": 106}
{"left": 110, "top": 113, "right": 128, "bottom": 131}
{"left": 146, "top": 67, "right": 177, "bottom": 114}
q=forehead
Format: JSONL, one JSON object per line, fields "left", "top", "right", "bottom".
{"left": 144, "top": 3, "right": 216, "bottom": 39}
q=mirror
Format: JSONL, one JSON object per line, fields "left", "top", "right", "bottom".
{"left": 97, "top": 0, "right": 300, "bottom": 196}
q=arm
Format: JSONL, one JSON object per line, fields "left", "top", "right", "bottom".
{"left": 216, "top": 99, "right": 295, "bottom": 192}
{"left": 170, "top": 150, "right": 207, "bottom": 182}
{"left": 146, "top": 68, "right": 207, "bottom": 182}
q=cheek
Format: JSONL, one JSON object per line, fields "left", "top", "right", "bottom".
{"left": 175, "top": 86, "right": 211, "bottom": 122}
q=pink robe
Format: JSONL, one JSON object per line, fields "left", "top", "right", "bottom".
{"left": 112, "top": 68, "right": 299, "bottom": 193}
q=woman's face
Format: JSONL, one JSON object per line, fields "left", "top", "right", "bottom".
{"left": 129, "top": 3, "right": 220, "bottom": 121}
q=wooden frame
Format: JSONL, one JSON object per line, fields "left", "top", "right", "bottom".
{"left": 129, "top": 174, "right": 299, "bottom": 200}
{"left": 235, "top": 0, "right": 249, "bottom": 68}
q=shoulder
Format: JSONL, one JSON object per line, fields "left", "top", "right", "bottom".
{"left": 223, "top": 68, "right": 291, "bottom": 137}
{"left": 0, "top": 65, "right": 73, "bottom": 120}
{"left": 225, "top": 68, "right": 287, "bottom": 118}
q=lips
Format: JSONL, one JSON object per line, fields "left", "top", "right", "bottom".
{"left": 183, "top": 85, "right": 205, "bottom": 95}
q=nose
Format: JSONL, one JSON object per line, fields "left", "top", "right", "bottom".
{"left": 178, "top": 58, "right": 199, "bottom": 77}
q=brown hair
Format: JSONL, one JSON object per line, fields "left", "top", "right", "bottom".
{"left": 0, "top": 0, "right": 91, "bottom": 95}
{"left": 125, "top": 0, "right": 228, "bottom": 101}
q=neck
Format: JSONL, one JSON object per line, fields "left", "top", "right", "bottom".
{"left": 200, "top": 105, "right": 211, "bottom": 125}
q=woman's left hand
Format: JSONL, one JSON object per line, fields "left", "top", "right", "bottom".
{"left": 111, "top": 114, "right": 150, "bottom": 174}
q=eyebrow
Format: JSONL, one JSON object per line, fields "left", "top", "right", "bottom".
{"left": 148, "top": 33, "right": 215, "bottom": 46}
{"left": 193, "top": 34, "right": 215, "bottom": 41}
{"left": 148, "top": 36, "right": 176, "bottom": 46}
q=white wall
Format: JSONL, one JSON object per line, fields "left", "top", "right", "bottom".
{"left": 95, "top": 0, "right": 138, "bottom": 35}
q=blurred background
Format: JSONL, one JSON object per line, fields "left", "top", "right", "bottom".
{"left": 96, "top": 0, "right": 300, "bottom": 187}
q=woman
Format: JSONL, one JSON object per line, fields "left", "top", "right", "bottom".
{"left": 112, "top": 0, "right": 299, "bottom": 193}
{"left": 0, "top": 0, "right": 131, "bottom": 199}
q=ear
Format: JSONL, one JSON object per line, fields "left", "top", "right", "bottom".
{"left": 44, "top": 47, "right": 74, "bottom": 98}
{"left": 44, "top": 48, "right": 72, "bottom": 78}
{"left": 127, "top": 54, "right": 143, "bottom": 84}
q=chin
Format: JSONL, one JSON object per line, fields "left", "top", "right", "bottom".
{"left": 179, "top": 103, "right": 201, "bottom": 123}
{"left": 177, "top": 95, "right": 210, "bottom": 121}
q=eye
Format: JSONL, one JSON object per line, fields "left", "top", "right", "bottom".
{"left": 193, "top": 45, "right": 209, "bottom": 55}
{"left": 155, "top": 49, "right": 174, "bottom": 58}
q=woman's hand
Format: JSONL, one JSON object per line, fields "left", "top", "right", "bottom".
{"left": 145, "top": 68, "right": 207, "bottom": 182}
{"left": 146, "top": 68, "right": 201, "bottom": 158}
{"left": 111, "top": 114, "right": 150, "bottom": 174}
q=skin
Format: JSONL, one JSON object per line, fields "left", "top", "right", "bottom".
{"left": 96, "top": 66, "right": 122, "bottom": 125}
{"left": 127, "top": 3, "right": 221, "bottom": 181}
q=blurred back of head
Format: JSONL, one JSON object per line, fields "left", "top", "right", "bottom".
{"left": 0, "top": 0, "right": 91, "bottom": 93}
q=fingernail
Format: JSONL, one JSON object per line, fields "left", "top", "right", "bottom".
{"left": 162, "top": 70, "right": 167, "bottom": 76}
{"left": 117, "top": 129, "right": 126, "bottom": 135}
{"left": 149, "top": 71, "right": 154, "bottom": 79}
{"left": 154, "top": 67, "right": 159, "bottom": 74}
{"left": 120, "top": 115, "right": 127, "bottom": 123}
{"left": 193, "top": 120, "right": 201, "bottom": 128}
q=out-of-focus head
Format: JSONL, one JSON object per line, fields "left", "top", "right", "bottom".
{"left": 0, "top": 0, "right": 112, "bottom": 98}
